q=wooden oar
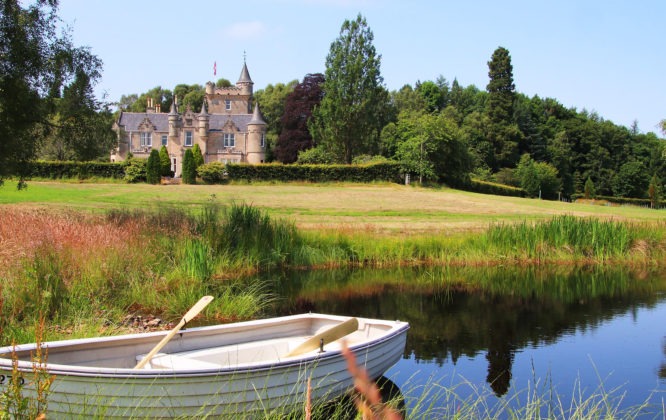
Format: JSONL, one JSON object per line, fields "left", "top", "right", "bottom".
{"left": 285, "top": 317, "right": 359, "bottom": 357}
{"left": 134, "top": 296, "right": 214, "bottom": 370}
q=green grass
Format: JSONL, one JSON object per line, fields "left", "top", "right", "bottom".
{"left": 2, "top": 181, "right": 665, "bottom": 235}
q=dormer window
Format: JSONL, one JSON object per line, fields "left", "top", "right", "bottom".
{"left": 224, "top": 133, "right": 235, "bottom": 147}
{"left": 140, "top": 132, "right": 152, "bottom": 147}
{"left": 225, "top": 100, "right": 231, "bottom": 111}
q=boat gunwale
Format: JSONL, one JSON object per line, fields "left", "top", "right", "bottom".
{"left": 0, "top": 314, "right": 409, "bottom": 379}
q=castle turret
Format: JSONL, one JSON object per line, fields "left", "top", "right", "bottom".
{"left": 198, "top": 99, "right": 210, "bottom": 160}
{"left": 237, "top": 62, "right": 254, "bottom": 98}
{"left": 246, "top": 103, "right": 266, "bottom": 164}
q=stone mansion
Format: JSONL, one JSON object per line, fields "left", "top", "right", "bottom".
{"left": 112, "top": 62, "right": 267, "bottom": 177}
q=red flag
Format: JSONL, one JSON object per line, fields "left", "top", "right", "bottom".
{"left": 213, "top": 61, "right": 217, "bottom": 76}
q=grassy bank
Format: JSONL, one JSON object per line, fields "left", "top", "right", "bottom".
{"left": 2, "top": 199, "right": 665, "bottom": 346}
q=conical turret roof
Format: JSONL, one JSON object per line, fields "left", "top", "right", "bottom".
{"left": 237, "top": 62, "right": 253, "bottom": 84}
{"left": 248, "top": 103, "right": 266, "bottom": 125}
{"left": 199, "top": 98, "right": 209, "bottom": 117}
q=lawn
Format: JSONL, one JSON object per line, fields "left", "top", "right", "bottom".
{"left": 1, "top": 181, "right": 663, "bottom": 235}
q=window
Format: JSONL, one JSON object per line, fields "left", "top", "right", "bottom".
{"left": 225, "top": 100, "right": 231, "bottom": 111}
{"left": 260, "top": 133, "right": 265, "bottom": 148}
{"left": 161, "top": 135, "right": 167, "bottom": 146}
{"left": 140, "top": 132, "right": 152, "bottom": 147}
{"left": 185, "top": 131, "right": 193, "bottom": 146}
{"left": 172, "top": 158, "right": 176, "bottom": 173}
{"left": 224, "top": 133, "right": 235, "bottom": 147}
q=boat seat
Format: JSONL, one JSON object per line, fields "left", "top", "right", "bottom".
{"left": 136, "top": 353, "right": 221, "bottom": 370}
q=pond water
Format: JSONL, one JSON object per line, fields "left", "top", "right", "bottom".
{"left": 258, "top": 266, "right": 666, "bottom": 417}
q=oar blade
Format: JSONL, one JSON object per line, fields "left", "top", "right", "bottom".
{"left": 286, "top": 317, "right": 359, "bottom": 357}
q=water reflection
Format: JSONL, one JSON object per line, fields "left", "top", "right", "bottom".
{"left": 258, "top": 266, "right": 666, "bottom": 397}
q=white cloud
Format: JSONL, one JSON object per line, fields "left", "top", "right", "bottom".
{"left": 223, "top": 21, "right": 267, "bottom": 40}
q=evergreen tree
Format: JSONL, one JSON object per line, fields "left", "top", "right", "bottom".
{"left": 159, "top": 146, "right": 171, "bottom": 177}
{"left": 192, "top": 144, "right": 204, "bottom": 168}
{"left": 486, "top": 47, "right": 521, "bottom": 169}
{"left": 584, "top": 177, "right": 595, "bottom": 199}
{"left": 310, "top": 14, "right": 390, "bottom": 163}
{"left": 182, "top": 149, "right": 196, "bottom": 184}
{"left": 146, "top": 149, "right": 161, "bottom": 184}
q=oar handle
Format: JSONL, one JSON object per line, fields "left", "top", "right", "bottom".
{"left": 134, "top": 296, "right": 213, "bottom": 370}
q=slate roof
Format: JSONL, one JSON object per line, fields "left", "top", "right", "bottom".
{"left": 117, "top": 112, "right": 253, "bottom": 132}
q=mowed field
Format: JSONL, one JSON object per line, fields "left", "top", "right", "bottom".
{"left": 1, "top": 181, "right": 663, "bottom": 235}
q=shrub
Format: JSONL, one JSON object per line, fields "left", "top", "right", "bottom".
{"left": 197, "top": 162, "right": 227, "bottom": 184}
{"left": 123, "top": 158, "right": 147, "bottom": 183}
{"left": 297, "top": 146, "right": 335, "bottom": 164}
{"left": 192, "top": 144, "right": 204, "bottom": 168}
{"left": 159, "top": 146, "right": 172, "bottom": 177}
{"left": 182, "top": 149, "right": 196, "bottom": 184}
{"left": 146, "top": 149, "right": 161, "bottom": 184}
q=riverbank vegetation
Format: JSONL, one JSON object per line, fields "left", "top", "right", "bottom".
{"left": 1, "top": 194, "right": 665, "bottom": 347}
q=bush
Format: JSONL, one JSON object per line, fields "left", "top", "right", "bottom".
{"left": 159, "top": 146, "right": 172, "bottom": 177}
{"left": 197, "top": 162, "right": 227, "bottom": 184}
{"left": 182, "top": 149, "right": 196, "bottom": 184}
{"left": 146, "top": 150, "right": 161, "bottom": 184}
{"left": 296, "top": 146, "right": 335, "bottom": 164}
{"left": 123, "top": 158, "right": 147, "bottom": 183}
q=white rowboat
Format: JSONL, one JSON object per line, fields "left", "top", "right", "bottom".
{"left": 0, "top": 313, "right": 409, "bottom": 418}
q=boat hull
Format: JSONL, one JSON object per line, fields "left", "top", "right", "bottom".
{"left": 0, "top": 313, "right": 408, "bottom": 418}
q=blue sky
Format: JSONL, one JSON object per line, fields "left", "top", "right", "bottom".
{"left": 57, "top": 0, "right": 665, "bottom": 133}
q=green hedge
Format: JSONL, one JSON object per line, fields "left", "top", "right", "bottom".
{"left": 464, "top": 179, "right": 526, "bottom": 197}
{"left": 224, "top": 162, "right": 403, "bottom": 183}
{"left": 572, "top": 194, "right": 664, "bottom": 208}
{"left": 26, "top": 161, "right": 126, "bottom": 180}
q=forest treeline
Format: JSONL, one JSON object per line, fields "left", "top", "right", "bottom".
{"left": 2, "top": 3, "right": 664, "bottom": 201}
{"left": 120, "top": 16, "right": 666, "bottom": 201}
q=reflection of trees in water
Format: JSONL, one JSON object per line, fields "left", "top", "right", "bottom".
{"left": 659, "top": 337, "right": 666, "bottom": 379}
{"left": 263, "top": 266, "right": 666, "bottom": 397}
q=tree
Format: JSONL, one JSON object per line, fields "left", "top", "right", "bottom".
{"left": 159, "top": 146, "right": 171, "bottom": 176}
{"left": 486, "top": 47, "right": 521, "bottom": 169}
{"left": 382, "top": 111, "right": 472, "bottom": 186}
{"left": 310, "top": 14, "right": 390, "bottom": 163}
{"left": 192, "top": 144, "right": 204, "bottom": 168}
{"left": 182, "top": 149, "right": 196, "bottom": 184}
{"left": 648, "top": 174, "right": 662, "bottom": 208}
{"left": 254, "top": 80, "right": 298, "bottom": 161}
{"left": 415, "top": 80, "right": 444, "bottom": 113}
{"left": 612, "top": 161, "right": 649, "bottom": 198}
{"left": 275, "top": 73, "right": 324, "bottom": 163}
{"left": 146, "top": 149, "right": 161, "bottom": 184}
{"left": 0, "top": 0, "right": 105, "bottom": 186}
{"left": 515, "top": 154, "right": 561, "bottom": 199}
{"left": 584, "top": 177, "right": 595, "bottom": 199}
